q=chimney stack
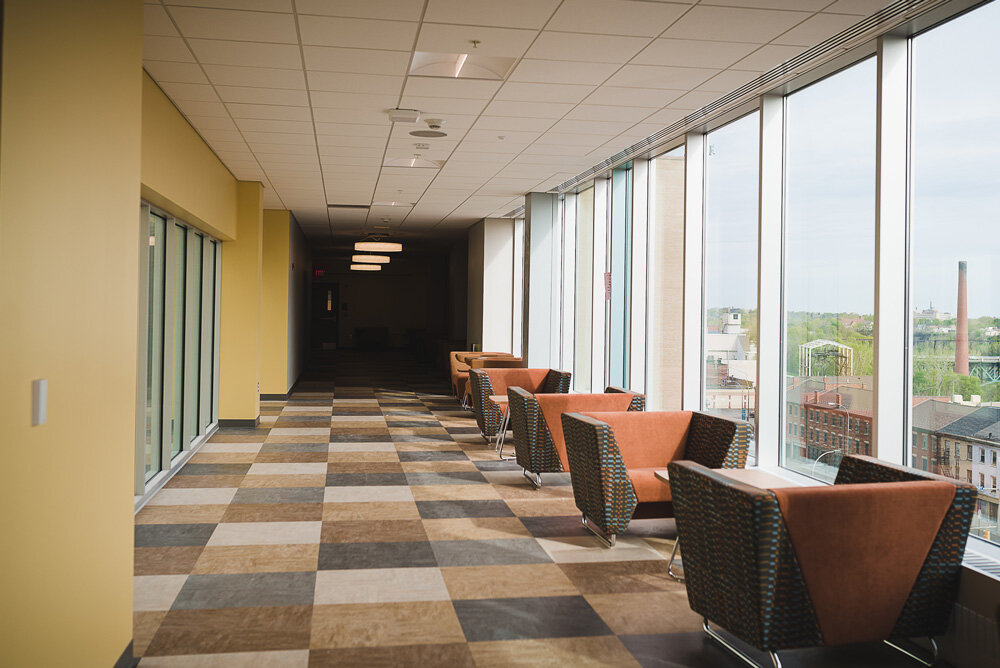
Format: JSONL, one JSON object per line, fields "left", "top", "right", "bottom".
{"left": 956, "top": 260, "right": 969, "bottom": 376}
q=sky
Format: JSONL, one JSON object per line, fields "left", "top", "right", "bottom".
{"left": 700, "top": 0, "right": 1000, "bottom": 319}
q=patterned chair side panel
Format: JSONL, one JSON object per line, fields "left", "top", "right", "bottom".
{"left": 685, "top": 412, "right": 741, "bottom": 469}
{"left": 835, "top": 456, "right": 976, "bottom": 639}
{"left": 562, "top": 413, "right": 637, "bottom": 535}
{"left": 469, "top": 369, "right": 502, "bottom": 439}
{"left": 726, "top": 420, "right": 754, "bottom": 468}
{"left": 509, "top": 387, "right": 564, "bottom": 474}
{"left": 668, "top": 462, "right": 822, "bottom": 652}
{"left": 604, "top": 387, "right": 647, "bottom": 412}
{"left": 542, "top": 369, "right": 572, "bottom": 394}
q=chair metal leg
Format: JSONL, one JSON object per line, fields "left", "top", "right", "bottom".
{"left": 883, "top": 638, "right": 939, "bottom": 667}
{"left": 667, "top": 538, "right": 685, "bottom": 583}
{"left": 581, "top": 514, "right": 616, "bottom": 548}
{"left": 703, "top": 619, "right": 781, "bottom": 668}
{"left": 495, "top": 410, "right": 514, "bottom": 460}
{"left": 523, "top": 468, "right": 542, "bottom": 488}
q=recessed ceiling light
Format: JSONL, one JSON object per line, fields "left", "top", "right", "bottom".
{"left": 409, "top": 51, "right": 515, "bottom": 80}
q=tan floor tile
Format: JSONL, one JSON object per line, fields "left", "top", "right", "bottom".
{"left": 145, "top": 606, "right": 311, "bottom": 656}
{"left": 309, "top": 601, "right": 465, "bottom": 649}
{"left": 188, "top": 452, "right": 259, "bottom": 464}
{"left": 330, "top": 427, "right": 390, "bottom": 436}
{"left": 585, "top": 591, "right": 702, "bottom": 634}
{"left": 248, "top": 463, "right": 328, "bottom": 476}
{"left": 558, "top": 560, "right": 680, "bottom": 594}
{"left": 468, "top": 636, "right": 640, "bottom": 667}
{"left": 328, "top": 451, "right": 400, "bottom": 463}
{"left": 307, "top": 644, "right": 473, "bottom": 668}
{"left": 133, "top": 610, "right": 168, "bottom": 657}
{"left": 209, "top": 434, "right": 270, "bottom": 443}
{"left": 326, "top": 461, "right": 404, "bottom": 474}
{"left": 322, "top": 519, "right": 428, "bottom": 543}
{"left": 410, "top": 485, "right": 501, "bottom": 501}
{"left": 399, "top": 460, "right": 479, "bottom": 473}
{"left": 240, "top": 474, "right": 327, "bottom": 488}
{"left": 314, "top": 567, "right": 450, "bottom": 604}
{"left": 322, "top": 501, "right": 421, "bottom": 521}
{"left": 388, "top": 427, "right": 451, "bottom": 435}
{"left": 165, "top": 474, "right": 246, "bottom": 489}
{"left": 441, "top": 563, "right": 579, "bottom": 600}
{"left": 422, "top": 517, "right": 530, "bottom": 541}
{"left": 463, "top": 449, "right": 504, "bottom": 461}
{"left": 494, "top": 484, "right": 574, "bottom": 501}
{"left": 264, "top": 435, "right": 329, "bottom": 444}
{"left": 254, "top": 452, "right": 328, "bottom": 464}
{"left": 394, "top": 442, "right": 462, "bottom": 451}
{"left": 135, "top": 504, "right": 229, "bottom": 525}
{"left": 221, "top": 503, "right": 323, "bottom": 523}
{"left": 198, "top": 444, "right": 262, "bottom": 454}
{"left": 505, "top": 499, "right": 580, "bottom": 517}
{"left": 135, "top": 546, "right": 204, "bottom": 576}
{"left": 192, "top": 544, "right": 319, "bottom": 574}
{"left": 207, "top": 521, "right": 322, "bottom": 546}
{"left": 139, "top": 650, "right": 309, "bottom": 667}
{"left": 147, "top": 488, "right": 238, "bottom": 506}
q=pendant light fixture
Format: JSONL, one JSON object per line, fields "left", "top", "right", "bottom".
{"left": 350, "top": 264, "right": 381, "bottom": 271}
{"left": 352, "top": 254, "right": 390, "bottom": 264}
{"left": 354, "top": 232, "right": 402, "bottom": 253}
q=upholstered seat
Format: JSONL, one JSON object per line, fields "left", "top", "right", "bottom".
{"left": 507, "top": 387, "right": 644, "bottom": 487}
{"left": 448, "top": 351, "right": 513, "bottom": 401}
{"left": 560, "top": 410, "right": 745, "bottom": 545}
{"left": 667, "top": 455, "right": 976, "bottom": 668}
{"left": 468, "top": 368, "right": 570, "bottom": 441}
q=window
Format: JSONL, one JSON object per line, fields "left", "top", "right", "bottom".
{"left": 608, "top": 164, "right": 632, "bottom": 388}
{"left": 981, "top": 473, "right": 987, "bottom": 488}
{"left": 142, "top": 213, "right": 167, "bottom": 481}
{"left": 982, "top": 449, "right": 987, "bottom": 464}
{"left": 573, "top": 187, "right": 595, "bottom": 392}
{"left": 647, "top": 146, "right": 685, "bottom": 409}
{"left": 922, "top": 458, "right": 928, "bottom": 472}
{"left": 702, "top": 112, "right": 760, "bottom": 457}
{"left": 969, "top": 445, "right": 974, "bottom": 460}
{"left": 993, "top": 451, "right": 998, "bottom": 465}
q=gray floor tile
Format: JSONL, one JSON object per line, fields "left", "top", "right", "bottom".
{"left": 171, "top": 572, "right": 316, "bottom": 610}
{"left": 430, "top": 539, "right": 552, "bottom": 567}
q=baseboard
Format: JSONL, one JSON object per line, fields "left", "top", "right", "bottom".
{"left": 217, "top": 417, "right": 259, "bottom": 428}
{"left": 260, "top": 392, "right": 289, "bottom": 401}
{"left": 114, "top": 641, "right": 138, "bottom": 668}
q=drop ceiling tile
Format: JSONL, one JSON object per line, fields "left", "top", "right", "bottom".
{"left": 296, "top": 0, "right": 424, "bottom": 21}
{"left": 453, "top": 141, "right": 522, "bottom": 155}
{"left": 243, "top": 131, "right": 317, "bottom": 146}
{"left": 188, "top": 115, "right": 239, "bottom": 132}
{"left": 159, "top": 82, "right": 220, "bottom": 102}
{"left": 303, "top": 46, "right": 410, "bottom": 75}
{"left": 236, "top": 118, "right": 314, "bottom": 134}
{"left": 164, "top": 0, "right": 293, "bottom": 11}
{"left": 495, "top": 82, "right": 594, "bottom": 104}
{"left": 773, "top": 12, "right": 862, "bottom": 47}
{"left": 824, "top": 0, "right": 893, "bottom": 14}
{"left": 526, "top": 31, "right": 648, "bottom": 64}
{"left": 398, "top": 96, "right": 489, "bottom": 115}
{"left": 178, "top": 100, "right": 230, "bottom": 117}
{"left": 143, "top": 36, "right": 194, "bottom": 62}
{"left": 583, "top": 85, "right": 684, "bottom": 107}
{"left": 641, "top": 108, "right": 687, "bottom": 125}
{"left": 144, "top": 60, "right": 209, "bottom": 84}
{"left": 249, "top": 142, "right": 316, "bottom": 155}
{"left": 474, "top": 116, "right": 556, "bottom": 132}
{"left": 316, "top": 135, "right": 388, "bottom": 148}
{"left": 606, "top": 64, "right": 718, "bottom": 90}
{"left": 666, "top": 90, "right": 720, "bottom": 110}
{"left": 298, "top": 16, "right": 418, "bottom": 50}
{"left": 187, "top": 39, "right": 303, "bottom": 69}
{"left": 216, "top": 85, "right": 309, "bottom": 105}
{"left": 547, "top": 0, "right": 688, "bottom": 37}
{"left": 632, "top": 38, "right": 760, "bottom": 69}
{"left": 257, "top": 153, "right": 319, "bottom": 165}
{"left": 321, "top": 156, "right": 383, "bottom": 167}
{"left": 698, "top": 69, "right": 759, "bottom": 93}
{"left": 145, "top": 4, "right": 178, "bottom": 36}
{"left": 483, "top": 100, "right": 574, "bottom": 118}
{"left": 521, "top": 143, "right": 593, "bottom": 156}
{"left": 308, "top": 71, "right": 403, "bottom": 95}
{"left": 424, "top": 0, "right": 559, "bottom": 29}
{"left": 565, "top": 104, "right": 656, "bottom": 122}
{"left": 203, "top": 64, "right": 305, "bottom": 89}
{"left": 207, "top": 140, "right": 252, "bottom": 153}
{"left": 714, "top": 0, "right": 829, "bottom": 9}
{"left": 532, "top": 132, "right": 604, "bottom": 148}
{"left": 168, "top": 7, "right": 298, "bottom": 42}
{"left": 315, "top": 122, "right": 390, "bottom": 138}
{"left": 198, "top": 129, "right": 245, "bottom": 143}
{"left": 227, "top": 103, "right": 312, "bottom": 121}
{"left": 732, "top": 44, "right": 808, "bottom": 71}
{"left": 310, "top": 91, "right": 399, "bottom": 110}
{"left": 312, "top": 107, "right": 389, "bottom": 125}
{"left": 509, "top": 59, "right": 619, "bottom": 85}
{"left": 463, "top": 129, "right": 539, "bottom": 145}
{"left": 402, "top": 77, "right": 501, "bottom": 100}
{"left": 662, "top": 6, "right": 810, "bottom": 43}
{"left": 548, "top": 118, "right": 636, "bottom": 136}
{"left": 318, "top": 145, "right": 385, "bottom": 158}
{"left": 416, "top": 23, "right": 537, "bottom": 58}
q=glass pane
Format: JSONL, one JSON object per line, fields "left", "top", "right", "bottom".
{"left": 782, "top": 59, "right": 876, "bottom": 481}
{"left": 171, "top": 224, "right": 186, "bottom": 458}
{"left": 608, "top": 165, "right": 632, "bottom": 388}
{"left": 910, "top": 2, "right": 1000, "bottom": 545}
{"left": 703, "top": 113, "right": 760, "bottom": 459}
{"left": 200, "top": 239, "right": 215, "bottom": 431}
{"left": 512, "top": 218, "right": 525, "bottom": 358}
{"left": 647, "top": 146, "right": 685, "bottom": 410}
{"left": 211, "top": 241, "right": 221, "bottom": 423}
{"left": 144, "top": 213, "right": 166, "bottom": 480}
{"left": 574, "top": 187, "right": 595, "bottom": 392}
{"left": 184, "top": 233, "right": 203, "bottom": 447}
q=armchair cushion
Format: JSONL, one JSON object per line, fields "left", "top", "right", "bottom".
{"left": 536, "top": 393, "right": 637, "bottom": 469}
{"left": 771, "top": 481, "right": 956, "bottom": 646}
{"left": 482, "top": 368, "right": 554, "bottom": 397}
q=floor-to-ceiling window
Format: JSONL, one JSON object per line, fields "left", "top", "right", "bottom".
{"left": 647, "top": 146, "right": 685, "bottom": 410}
{"left": 608, "top": 164, "right": 632, "bottom": 388}
{"left": 910, "top": 0, "right": 1000, "bottom": 545}
{"left": 139, "top": 205, "right": 221, "bottom": 493}
{"left": 703, "top": 112, "right": 760, "bottom": 459}
{"left": 782, "top": 59, "right": 877, "bottom": 481}
{"left": 574, "top": 187, "right": 595, "bottom": 392}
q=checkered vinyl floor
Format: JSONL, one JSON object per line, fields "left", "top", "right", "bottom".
{"left": 133, "top": 353, "right": 923, "bottom": 667}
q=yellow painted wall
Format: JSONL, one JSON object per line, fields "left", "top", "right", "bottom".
{"left": 219, "top": 183, "right": 264, "bottom": 420}
{"left": 141, "top": 71, "right": 238, "bottom": 240}
{"left": 261, "top": 209, "right": 291, "bottom": 395}
{"left": 0, "top": 1, "right": 142, "bottom": 665}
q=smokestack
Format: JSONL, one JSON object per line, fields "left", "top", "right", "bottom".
{"left": 956, "top": 260, "right": 969, "bottom": 376}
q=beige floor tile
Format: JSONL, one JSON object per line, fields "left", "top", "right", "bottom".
{"left": 324, "top": 486, "right": 413, "bottom": 503}
{"left": 441, "top": 563, "right": 579, "bottom": 600}
{"left": 328, "top": 451, "right": 400, "bottom": 463}
{"left": 314, "top": 568, "right": 450, "bottom": 604}
{"left": 410, "top": 485, "right": 502, "bottom": 501}
{"left": 135, "top": 504, "right": 229, "bottom": 525}
{"left": 400, "top": 460, "right": 479, "bottom": 473}
{"left": 239, "top": 474, "right": 327, "bottom": 488}
{"left": 468, "top": 636, "right": 640, "bottom": 667}
{"left": 536, "top": 536, "right": 665, "bottom": 564}
{"left": 207, "top": 521, "right": 322, "bottom": 546}
{"left": 310, "top": 601, "right": 466, "bottom": 649}
{"left": 192, "top": 544, "right": 319, "bottom": 574}
{"left": 198, "top": 444, "right": 263, "bottom": 453}
{"left": 188, "top": 452, "right": 258, "bottom": 464}
{"left": 494, "top": 483, "right": 574, "bottom": 501}
{"left": 329, "top": 443, "right": 396, "bottom": 452}
{"left": 268, "top": 428, "right": 331, "bottom": 436}
{"left": 138, "top": 650, "right": 309, "bottom": 667}
{"left": 422, "top": 517, "right": 530, "bottom": 541}
{"left": 586, "top": 591, "right": 703, "bottom": 634}
{"left": 505, "top": 499, "right": 580, "bottom": 517}
{"left": 394, "top": 442, "right": 463, "bottom": 451}
{"left": 134, "top": 574, "right": 188, "bottom": 611}
{"left": 247, "top": 463, "right": 328, "bottom": 476}
{"left": 146, "top": 488, "right": 238, "bottom": 506}
{"left": 322, "top": 501, "right": 422, "bottom": 521}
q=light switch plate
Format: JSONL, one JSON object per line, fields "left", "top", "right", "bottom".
{"left": 32, "top": 379, "right": 47, "bottom": 426}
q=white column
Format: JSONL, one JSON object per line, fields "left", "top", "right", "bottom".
{"left": 524, "top": 192, "right": 558, "bottom": 367}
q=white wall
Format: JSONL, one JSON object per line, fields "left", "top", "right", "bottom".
{"left": 466, "top": 218, "right": 515, "bottom": 352}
